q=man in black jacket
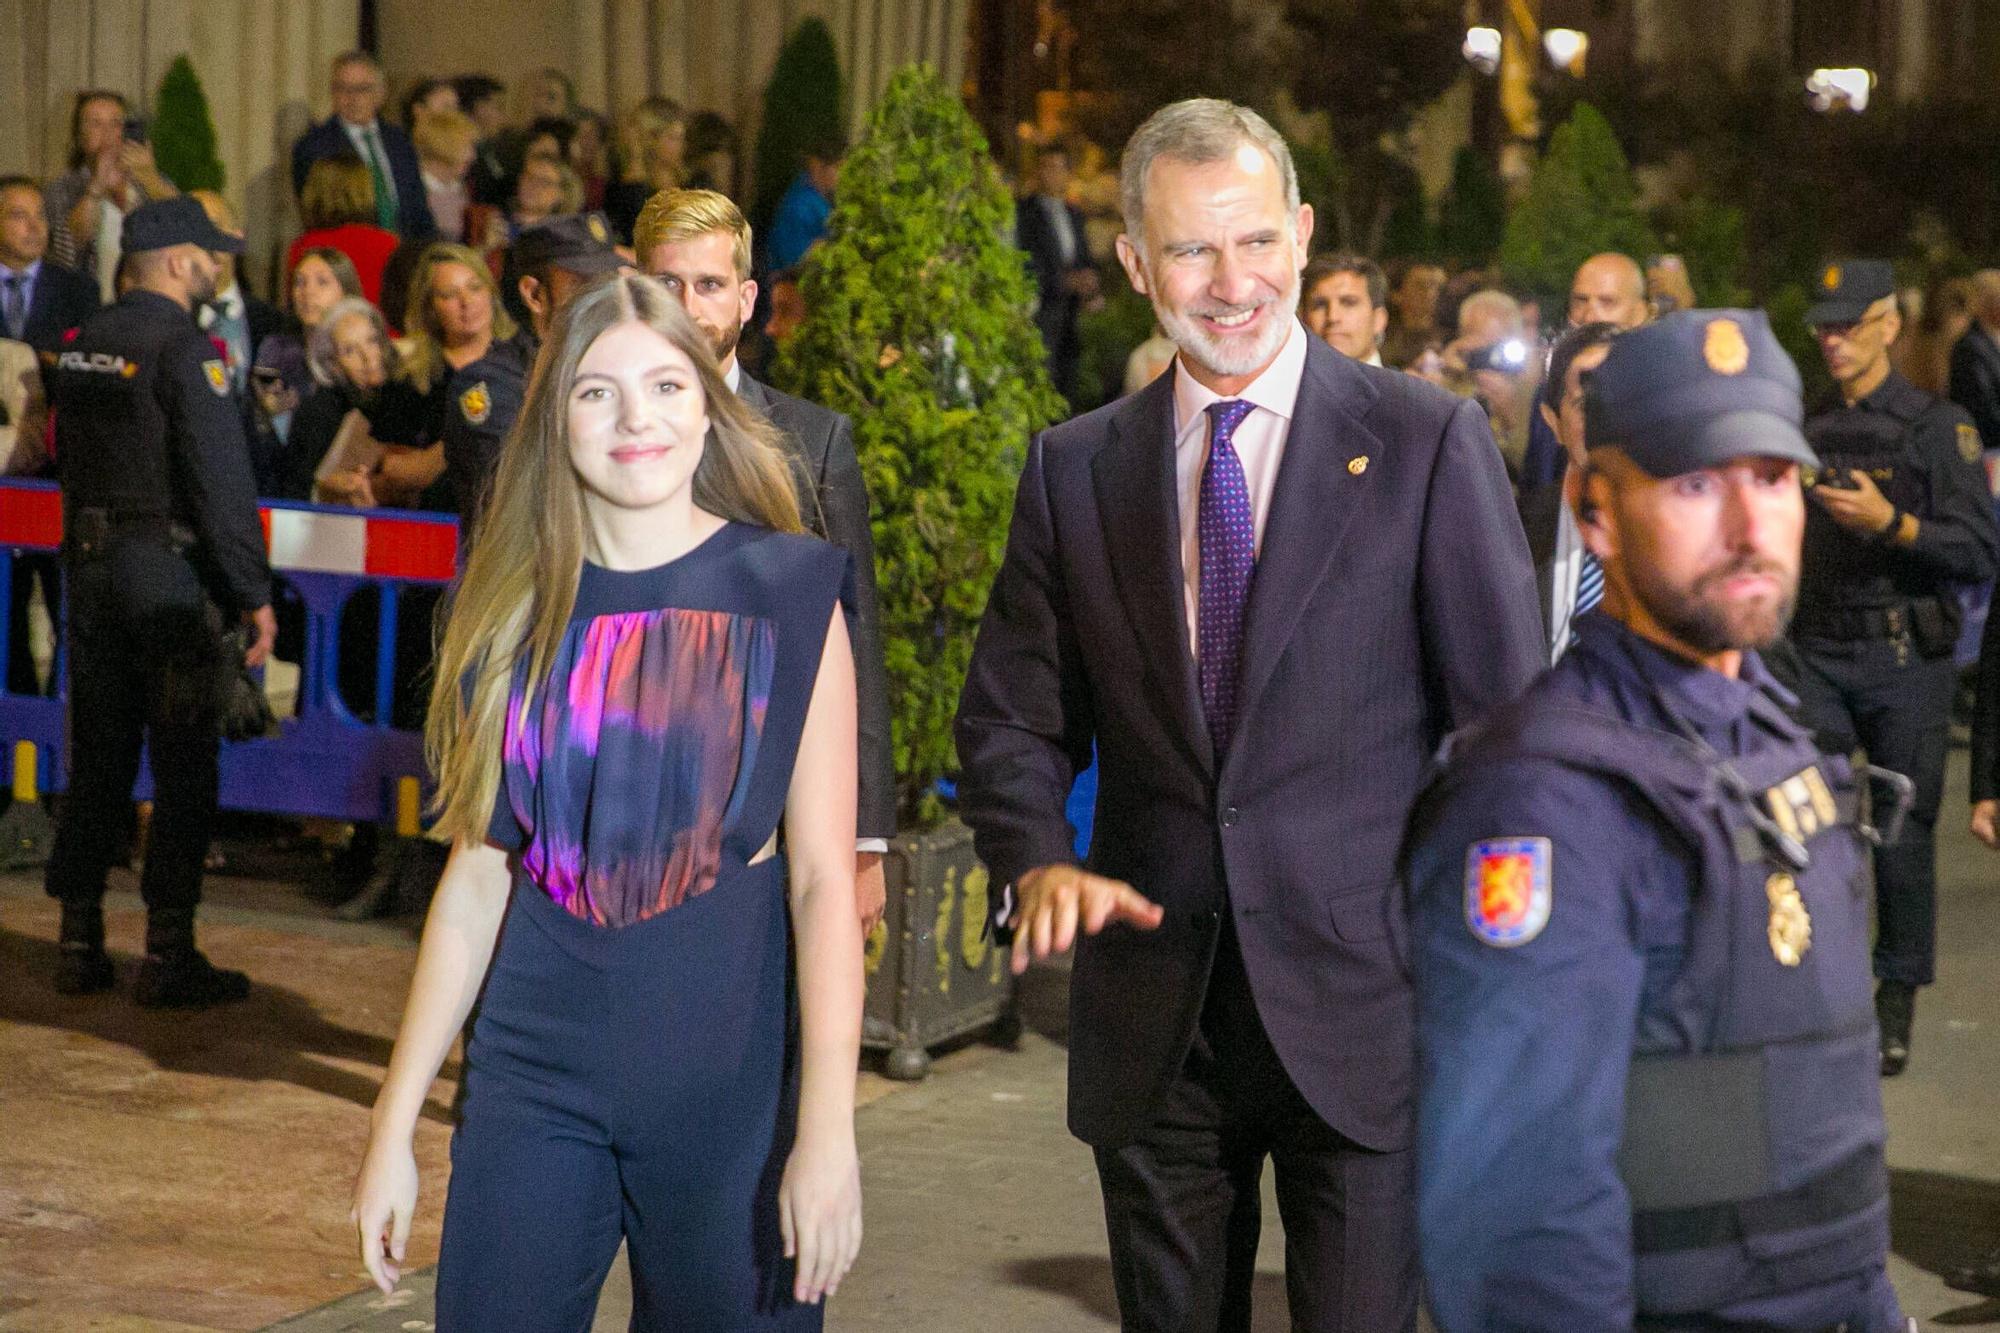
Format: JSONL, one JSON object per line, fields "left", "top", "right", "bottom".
{"left": 1950, "top": 270, "right": 2000, "bottom": 451}
{"left": 0, "top": 175, "right": 100, "bottom": 351}
{"left": 290, "top": 52, "right": 436, "bottom": 241}
{"left": 43, "top": 197, "right": 276, "bottom": 1007}
{"left": 634, "top": 187, "right": 896, "bottom": 933}
{"left": 1016, "top": 143, "right": 1100, "bottom": 405}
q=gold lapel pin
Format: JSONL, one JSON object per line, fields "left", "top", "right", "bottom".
{"left": 1348, "top": 456, "right": 1369, "bottom": 476}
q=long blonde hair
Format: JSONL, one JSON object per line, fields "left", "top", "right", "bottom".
{"left": 399, "top": 242, "right": 518, "bottom": 392}
{"left": 426, "top": 274, "right": 804, "bottom": 841}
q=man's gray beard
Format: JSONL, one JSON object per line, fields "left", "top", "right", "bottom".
{"left": 1152, "top": 267, "right": 1299, "bottom": 381}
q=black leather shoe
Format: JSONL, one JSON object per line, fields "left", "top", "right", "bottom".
{"left": 133, "top": 950, "right": 250, "bottom": 1009}
{"left": 1946, "top": 1246, "right": 2000, "bottom": 1298}
{"left": 1876, "top": 980, "right": 1914, "bottom": 1077}
{"left": 54, "top": 945, "right": 114, "bottom": 995}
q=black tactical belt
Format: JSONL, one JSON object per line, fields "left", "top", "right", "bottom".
{"left": 1631, "top": 1147, "right": 1885, "bottom": 1255}
{"left": 68, "top": 507, "right": 196, "bottom": 555}
{"left": 1793, "top": 603, "right": 1919, "bottom": 642}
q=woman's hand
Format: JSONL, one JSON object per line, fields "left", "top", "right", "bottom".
{"left": 316, "top": 467, "right": 376, "bottom": 508}
{"left": 350, "top": 1132, "right": 419, "bottom": 1296}
{"left": 778, "top": 1126, "right": 862, "bottom": 1305}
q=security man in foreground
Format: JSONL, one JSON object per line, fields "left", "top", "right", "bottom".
{"left": 1407, "top": 311, "right": 1911, "bottom": 1331}
{"left": 1792, "top": 260, "right": 1999, "bottom": 1076}
{"left": 44, "top": 196, "right": 276, "bottom": 1007}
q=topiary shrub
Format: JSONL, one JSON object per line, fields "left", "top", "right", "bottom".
{"left": 152, "top": 55, "right": 225, "bottom": 194}
{"left": 773, "top": 64, "right": 1065, "bottom": 828}
{"left": 1500, "top": 102, "right": 1656, "bottom": 303}
{"left": 750, "top": 18, "right": 844, "bottom": 245}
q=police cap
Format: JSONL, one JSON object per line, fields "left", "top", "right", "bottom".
{"left": 513, "top": 212, "right": 624, "bottom": 277}
{"left": 1804, "top": 259, "right": 1896, "bottom": 327}
{"left": 122, "top": 195, "right": 244, "bottom": 255}
{"left": 1584, "top": 309, "right": 1818, "bottom": 478}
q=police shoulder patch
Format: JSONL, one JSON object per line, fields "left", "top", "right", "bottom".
{"left": 1464, "top": 837, "right": 1553, "bottom": 947}
{"left": 460, "top": 380, "right": 491, "bottom": 425}
{"left": 1958, "top": 421, "right": 1983, "bottom": 463}
{"left": 201, "top": 359, "right": 229, "bottom": 395}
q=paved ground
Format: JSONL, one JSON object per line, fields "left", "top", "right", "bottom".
{"left": 2, "top": 751, "right": 1999, "bottom": 1331}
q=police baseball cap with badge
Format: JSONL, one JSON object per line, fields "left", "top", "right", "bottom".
{"left": 121, "top": 195, "right": 244, "bottom": 255}
{"left": 513, "top": 212, "right": 624, "bottom": 276}
{"left": 1583, "top": 308, "right": 1819, "bottom": 478}
{"left": 1804, "top": 258, "right": 1896, "bottom": 328}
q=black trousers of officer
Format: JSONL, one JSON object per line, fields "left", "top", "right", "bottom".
{"left": 1790, "top": 632, "right": 1955, "bottom": 988}
{"left": 1092, "top": 916, "right": 1419, "bottom": 1333}
{"left": 44, "top": 538, "right": 224, "bottom": 945}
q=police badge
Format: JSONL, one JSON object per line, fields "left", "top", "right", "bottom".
{"left": 1765, "top": 872, "right": 1812, "bottom": 966}
{"left": 201, "top": 359, "right": 229, "bottom": 395}
{"left": 460, "top": 381, "right": 491, "bottom": 425}
{"left": 1959, "top": 422, "right": 1983, "bottom": 464}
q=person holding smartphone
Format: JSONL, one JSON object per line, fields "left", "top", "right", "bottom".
{"left": 43, "top": 91, "right": 179, "bottom": 302}
{"left": 1787, "top": 259, "right": 2000, "bottom": 1077}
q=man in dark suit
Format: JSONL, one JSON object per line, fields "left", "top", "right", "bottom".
{"left": 1949, "top": 269, "right": 2000, "bottom": 451}
{"left": 1517, "top": 320, "right": 1620, "bottom": 663}
{"left": 188, "top": 191, "right": 282, "bottom": 488}
{"left": 955, "top": 99, "right": 1544, "bottom": 1332}
{"left": 1016, "top": 143, "right": 1100, "bottom": 405}
{"left": 291, "top": 52, "right": 437, "bottom": 241}
{"left": 634, "top": 187, "right": 896, "bottom": 933}
{"left": 0, "top": 176, "right": 100, "bottom": 351}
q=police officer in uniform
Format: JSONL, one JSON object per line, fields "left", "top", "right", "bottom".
{"left": 443, "top": 213, "right": 622, "bottom": 537}
{"left": 1793, "top": 260, "right": 2000, "bottom": 1075}
{"left": 43, "top": 196, "right": 277, "bottom": 1007}
{"left": 1408, "top": 311, "right": 1912, "bottom": 1331}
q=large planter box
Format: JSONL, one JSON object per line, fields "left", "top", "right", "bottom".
{"left": 863, "top": 817, "right": 1016, "bottom": 1079}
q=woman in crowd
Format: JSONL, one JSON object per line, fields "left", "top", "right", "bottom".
{"left": 568, "top": 110, "right": 613, "bottom": 211}
{"left": 385, "top": 242, "right": 519, "bottom": 510}
{"left": 44, "top": 89, "right": 179, "bottom": 299}
{"left": 605, "top": 96, "right": 686, "bottom": 242}
{"left": 684, "top": 111, "right": 738, "bottom": 195}
{"left": 289, "top": 155, "right": 400, "bottom": 305}
{"left": 281, "top": 296, "right": 430, "bottom": 504}
{"left": 350, "top": 273, "right": 863, "bottom": 1329}
{"left": 476, "top": 156, "right": 579, "bottom": 255}
{"left": 1899, "top": 273, "right": 1974, "bottom": 396}
{"left": 414, "top": 110, "right": 480, "bottom": 244}
{"left": 252, "top": 246, "right": 365, "bottom": 453}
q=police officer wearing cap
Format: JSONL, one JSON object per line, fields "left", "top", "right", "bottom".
{"left": 43, "top": 196, "right": 277, "bottom": 1007}
{"left": 441, "top": 213, "right": 624, "bottom": 535}
{"left": 1408, "top": 310, "right": 1912, "bottom": 1332}
{"left": 1792, "top": 259, "right": 1999, "bottom": 1076}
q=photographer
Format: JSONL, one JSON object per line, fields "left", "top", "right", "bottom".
{"left": 43, "top": 91, "right": 178, "bottom": 302}
{"left": 1440, "top": 288, "right": 1540, "bottom": 478}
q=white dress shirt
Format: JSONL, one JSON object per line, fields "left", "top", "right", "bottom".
{"left": 1546, "top": 496, "right": 1585, "bottom": 666}
{"left": 1170, "top": 318, "right": 1308, "bottom": 657}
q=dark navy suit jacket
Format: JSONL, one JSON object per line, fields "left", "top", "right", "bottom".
{"left": 290, "top": 118, "right": 437, "bottom": 241}
{"left": 17, "top": 261, "right": 100, "bottom": 352}
{"left": 956, "top": 334, "right": 1545, "bottom": 1149}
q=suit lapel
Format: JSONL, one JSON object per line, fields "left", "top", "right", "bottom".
{"left": 1229, "top": 343, "right": 1381, "bottom": 763}
{"left": 1092, "top": 373, "right": 1213, "bottom": 774}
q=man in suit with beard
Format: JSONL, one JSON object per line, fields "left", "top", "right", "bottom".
{"left": 955, "top": 99, "right": 1543, "bottom": 1331}
{"left": 635, "top": 187, "right": 895, "bottom": 936}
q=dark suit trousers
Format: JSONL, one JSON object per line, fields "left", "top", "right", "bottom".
{"left": 1093, "top": 919, "right": 1418, "bottom": 1333}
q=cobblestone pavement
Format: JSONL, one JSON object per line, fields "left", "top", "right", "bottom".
{"left": 4, "top": 751, "right": 1999, "bottom": 1331}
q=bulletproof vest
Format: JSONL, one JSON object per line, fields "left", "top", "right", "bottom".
{"left": 49, "top": 301, "right": 182, "bottom": 519}
{"left": 1799, "top": 400, "right": 1940, "bottom": 614}
{"left": 1452, "top": 703, "right": 1889, "bottom": 1318}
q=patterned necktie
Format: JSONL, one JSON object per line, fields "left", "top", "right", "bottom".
{"left": 363, "top": 129, "right": 398, "bottom": 231}
{"left": 1198, "top": 399, "right": 1257, "bottom": 752}
{"left": 2, "top": 274, "right": 24, "bottom": 341}
{"left": 1569, "top": 549, "right": 1604, "bottom": 648}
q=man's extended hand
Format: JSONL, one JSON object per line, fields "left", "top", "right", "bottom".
{"left": 855, "top": 851, "right": 886, "bottom": 939}
{"left": 243, "top": 605, "right": 278, "bottom": 669}
{"left": 1972, "top": 799, "right": 2000, "bottom": 850}
{"left": 1810, "top": 468, "right": 1896, "bottom": 535}
{"left": 1009, "top": 863, "right": 1164, "bottom": 975}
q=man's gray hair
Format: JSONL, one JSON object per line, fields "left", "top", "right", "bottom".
{"left": 1119, "top": 98, "right": 1300, "bottom": 242}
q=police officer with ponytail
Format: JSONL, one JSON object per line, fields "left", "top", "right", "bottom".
{"left": 1406, "top": 311, "right": 1913, "bottom": 1331}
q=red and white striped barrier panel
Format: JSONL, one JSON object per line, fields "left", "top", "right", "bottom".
{"left": 0, "top": 482, "right": 458, "bottom": 584}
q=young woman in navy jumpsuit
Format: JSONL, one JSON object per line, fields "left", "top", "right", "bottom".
{"left": 349, "top": 274, "right": 865, "bottom": 1330}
